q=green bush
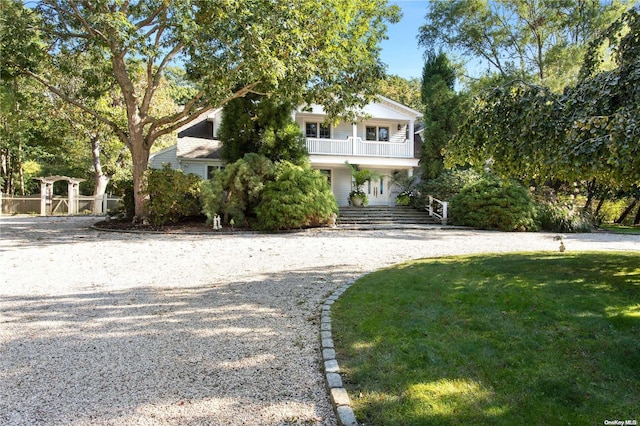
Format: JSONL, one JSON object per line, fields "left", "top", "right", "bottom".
{"left": 200, "top": 153, "right": 275, "bottom": 226}
{"left": 450, "top": 176, "right": 538, "bottom": 231}
{"left": 414, "top": 168, "right": 481, "bottom": 207}
{"left": 537, "top": 202, "right": 594, "bottom": 232}
{"left": 146, "top": 165, "right": 202, "bottom": 225}
{"left": 254, "top": 162, "right": 338, "bottom": 230}
{"left": 115, "top": 179, "right": 135, "bottom": 219}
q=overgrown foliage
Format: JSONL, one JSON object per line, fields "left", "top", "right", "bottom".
{"left": 536, "top": 202, "right": 595, "bottom": 233}
{"left": 419, "top": 0, "right": 629, "bottom": 88}
{"left": 379, "top": 75, "right": 423, "bottom": 111}
{"left": 414, "top": 169, "right": 481, "bottom": 207}
{"left": 420, "top": 52, "right": 466, "bottom": 179}
{"left": 200, "top": 154, "right": 274, "bottom": 227}
{"left": 450, "top": 176, "right": 538, "bottom": 231}
{"left": 448, "top": 8, "right": 640, "bottom": 193}
{"left": 254, "top": 162, "right": 337, "bottom": 231}
{"left": 146, "top": 166, "right": 202, "bottom": 226}
{"left": 201, "top": 154, "right": 337, "bottom": 231}
{"left": 218, "top": 94, "right": 308, "bottom": 164}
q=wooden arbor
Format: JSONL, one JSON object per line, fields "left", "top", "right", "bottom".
{"left": 36, "top": 176, "right": 86, "bottom": 216}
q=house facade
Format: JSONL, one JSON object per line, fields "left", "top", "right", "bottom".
{"left": 149, "top": 96, "right": 422, "bottom": 207}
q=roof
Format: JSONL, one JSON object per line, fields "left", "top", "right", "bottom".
{"left": 177, "top": 137, "right": 222, "bottom": 160}
{"left": 297, "top": 95, "right": 423, "bottom": 120}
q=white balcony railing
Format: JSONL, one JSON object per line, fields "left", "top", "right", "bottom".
{"left": 306, "top": 136, "right": 414, "bottom": 158}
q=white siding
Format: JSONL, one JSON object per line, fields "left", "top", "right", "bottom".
{"left": 333, "top": 122, "right": 352, "bottom": 140}
{"left": 333, "top": 167, "right": 353, "bottom": 207}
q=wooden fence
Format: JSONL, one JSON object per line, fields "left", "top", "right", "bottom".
{"left": 1, "top": 193, "right": 122, "bottom": 216}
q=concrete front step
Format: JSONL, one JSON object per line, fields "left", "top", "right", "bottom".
{"left": 337, "top": 206, "right": 439, "bottom": 225}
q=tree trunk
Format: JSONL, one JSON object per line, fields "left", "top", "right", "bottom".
{"left": 634, "top": 204, "right": 640, "bottom": 226}
{"left": 583, "top": 179, "right": 597, "bottom": 212}
{"left": 17, "top": 139, "right": 24, "bottom": 195}
{"left": 130, "top": 137, "right": 151, "bottom": 222}
{"left": 594, "top": 196, "right": 606, "bottom": 217}
{"left": 615, "top": 199, "right": 637, "bottom": 224}
{"left": 90, "top": 135, "right": 111, "bottom": 214}
{"left": 0, "top": 148, "right": 11, "bottom": 194}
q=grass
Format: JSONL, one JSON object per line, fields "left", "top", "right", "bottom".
{"left": 600, "top": 223, "right": 640, "bottom": 235}
{"left": 332, "top": 252, "right": 640, "bottom": 425}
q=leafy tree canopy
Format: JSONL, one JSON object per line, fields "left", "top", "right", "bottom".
{"left": 378, "top": 75, "right": 423, "bottom": 112}
{"left": 217, "top": 94, "right": 308, "bottom": 165}
{"left": 3, "top": 0, "right": 400, "bottom": 219}
{"left": 447, "top": 7, "right": 640, "bottom": 191}
{"left": 419, "top": 0, "right": 630, "bottom": 90}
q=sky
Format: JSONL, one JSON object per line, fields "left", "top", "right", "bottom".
{"left": 380, "top": 0, "right": 430, "bottom": 80}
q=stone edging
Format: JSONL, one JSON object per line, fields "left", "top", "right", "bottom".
{"left": 320, "top": 278, "right": 364, "bottom": 426}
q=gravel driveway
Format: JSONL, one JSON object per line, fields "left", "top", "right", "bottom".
{"left": 1, "top": 216, "right": 638, "bottom": 425}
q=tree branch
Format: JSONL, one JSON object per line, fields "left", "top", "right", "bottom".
{"left": 68, "top": 0, "right": 107, "bottom": 41}
{"left": 134, "top": 3, "right": 166, "bottom": 30}
{"left": 147, "top": 82, "right": 263, "bottom": 143}
{"left": 22, "top": 69, "right": 130, "bottom": 147}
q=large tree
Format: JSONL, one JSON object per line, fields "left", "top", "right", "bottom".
{"left": 378, "top": 75, "right": 423, "bottom": 111}
{"left": 3, "top": 0, "right": 399, "bottom": 220}
{"left": 218, "top": 94, "right": 308, "bottom": 165}
{"left": 447, "top": 8, "right": 639, "bottom": 205}
{"left": 420, "top": 51, "right": 466, "bottom": 179}
{"left": 419, "top": 0, "right": 629, "bottom": 90}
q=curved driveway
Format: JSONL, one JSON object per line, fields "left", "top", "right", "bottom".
{"left": 1, "top": 216, "right": 638, "bottom": 425}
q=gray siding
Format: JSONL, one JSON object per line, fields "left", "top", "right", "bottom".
{"left": 149, "top": 146, "right": 179, "bottom": 170}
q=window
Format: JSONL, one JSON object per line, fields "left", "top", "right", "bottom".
{"left": 319, "top": 124, "right": 331, "bottom": 138}
{"left": 379, "top": 127, "right": 389, "bottom": 142}
{"left": 306, "top": 122, "right": 330, "bottom": 138}
{"left": 207, "top": 165, "right": 224, "bottom": 179}
{"left": 366, "top": 126, "right": 390, "bottom": 142}
{"left": 319, "top": 169, "right": 332, "bottom": 185}
{"left": 305, "top": 122, "right": 317, "bottom": 138}
{"left": 366, "top": 126, "right": 377, "bottom": 141}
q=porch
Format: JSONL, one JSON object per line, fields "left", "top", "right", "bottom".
{"left": 306, "top": 136, "right": 414, "bottom": 158}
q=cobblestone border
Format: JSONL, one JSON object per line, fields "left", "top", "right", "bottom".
{"left": 320, "top": 277, "right": 364, "bottom": 426}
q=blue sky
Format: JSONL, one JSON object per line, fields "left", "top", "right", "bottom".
{"left": 380, "top": 0, "right": 430, "bottom": 80}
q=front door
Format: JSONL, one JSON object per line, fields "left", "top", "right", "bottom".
{"left": 367, "top": 176, "right": 389, "bottom": 206}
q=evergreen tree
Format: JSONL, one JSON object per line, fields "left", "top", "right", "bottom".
{"left": 420, "top": 51, "right": 465, "bottom": 179}
{"left": 218, "top": 95, "right": 307, "bottom": 164}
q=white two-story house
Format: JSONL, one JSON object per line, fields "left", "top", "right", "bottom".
{"left": 149, "top": 96, "right": 422, "bottom": 206}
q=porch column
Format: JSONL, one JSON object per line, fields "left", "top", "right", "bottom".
{"left": 409, "top": 119, "right": 415, "bottom": 157}
{"left": 40, "top": 180, "right": 47, "bottom": 216}
{"left": 352, "top": 122, "right": 358, "bottom": 155}
{"left": 67, "top": 181, "right": 75, "bottom": 215}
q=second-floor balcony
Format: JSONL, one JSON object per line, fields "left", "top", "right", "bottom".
{"left": 306, "top": 136, "right": 415, "bottom": 159}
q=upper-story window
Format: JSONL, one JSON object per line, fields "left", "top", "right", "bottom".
{"left": 366, "top": 126, "right": 390, "bottom": 142}
{"left": 306, "top": 122, "right": 331, "bottom": 138}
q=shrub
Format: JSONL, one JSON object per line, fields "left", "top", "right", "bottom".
{"left": 254, "top": 162, "right": 338, "bottom": 231}
{"left": 414, "top": 168, "right": 481, "bottom": 208}
{"left": 450, "top": 176, "right": 538, "bottom": 231}
{"left": 536, "top": 202, "right": 594, "bottom": 232}
{"left": 146, "top": 165, "right": 202, "bottom": 225}
{"left": 200, "top": 153, "right": 275, "bottom": 226}
{"left": 115, "top": 179, "right": 135, "bottom": 219}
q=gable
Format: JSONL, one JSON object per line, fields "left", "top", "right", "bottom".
{"left": 296, "top": 95, "right": 422, "bottom": 121}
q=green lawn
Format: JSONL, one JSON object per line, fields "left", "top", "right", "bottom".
{"left": 332, "top": 252, "right": 640, "bottom": 425}
{"left": 600, "top": 224, "right": 640, "bottom": 235}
